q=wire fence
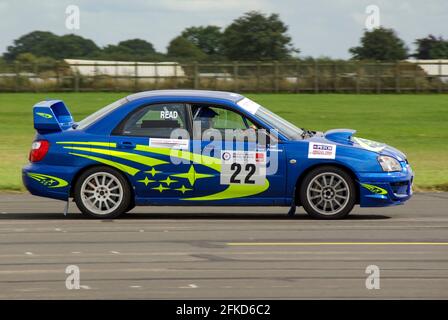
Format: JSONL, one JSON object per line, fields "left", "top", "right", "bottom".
{"left": 1, "top": 60, "right": 447, "bottom": 93}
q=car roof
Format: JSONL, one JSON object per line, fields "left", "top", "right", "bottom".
{"left": 126, "top": 90, "right": 244, "bottom": 103}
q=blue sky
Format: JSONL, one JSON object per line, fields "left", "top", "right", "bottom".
{"left": 0, "top": 0, "right": 446, "bottom": 58}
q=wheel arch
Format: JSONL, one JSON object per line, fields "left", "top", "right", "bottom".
{"left": 69, "top": 164, "right": 135, "bottom": 203}
{"left": 294, "top": 162, "right": 360, "bottom": 205}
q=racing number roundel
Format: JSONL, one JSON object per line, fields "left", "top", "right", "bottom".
{"left": 220, "top": 150, "right": 266, "bottom": 186}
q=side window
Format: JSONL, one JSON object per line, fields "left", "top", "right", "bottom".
{"left": 118, "top": 103, "right": 187, "bottom": 138}
{"left": 192, "top": 105, "right": 258, "bottom": 142}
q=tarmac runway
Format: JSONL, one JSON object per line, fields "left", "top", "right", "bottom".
{"left": 0, "top": 192, "right": 448, "bottom": 299}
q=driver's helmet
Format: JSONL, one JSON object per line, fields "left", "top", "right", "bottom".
{"left": 195, "top": 107, "right": 219, "bottom": 131}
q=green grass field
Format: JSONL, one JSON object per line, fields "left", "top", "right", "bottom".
{"left": 0, "top": 93, "right": 447, "bottom": 191}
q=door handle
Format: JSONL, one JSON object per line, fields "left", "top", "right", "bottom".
{"left": 117, "top": 141, "right": 135, "bottom": 149}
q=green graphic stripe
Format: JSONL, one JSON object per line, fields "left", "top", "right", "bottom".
{"left": 183, "top": 179, "right": 270, "bottom": 201}
{"left": 57, "top": 141, "right": 116, "bottom": 148}
{"left": 361, "top": 183, "right": 388, "bottom": 195}
{"left": 36, "top": 112, "right": 53, "bottom": 119}
{"left": 27, "top": 173, "right": 68, "bottom": 188}
{"left": 68, "top": 152, "right": 140, "bottom": 176}
{"left": 135, "top": 145, "right": 221, "bottom": 172}
{"left": 64, "top": 146, "right": 168, "bottom": 167}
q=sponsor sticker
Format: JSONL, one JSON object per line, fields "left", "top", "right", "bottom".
{"left": 308, "top": 142, "right": 336, "bottom": 159}
{"left": 149, "top": 138, "right": 188, "bottom": 150}
{"left": 237, "top": 97, "right": 261, "bottom": 115}
{"left": 160, "top": 110, "right": 178, "bottom": 119}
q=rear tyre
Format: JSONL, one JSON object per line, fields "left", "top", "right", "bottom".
{"left": 299, "top": 166, "right": 356, "bottom": 220}
{"left": 74, "top": 166, "right": 131, "bottom": 219}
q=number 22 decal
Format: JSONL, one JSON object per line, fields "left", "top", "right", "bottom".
{"left": 230, "top": 163, "right": 256, "bottom": 184}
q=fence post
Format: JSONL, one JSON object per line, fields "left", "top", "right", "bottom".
{"left": 55, "top": 62, "right": 61, "bottom": 91}
{"left": 14, "top": 61, "right": 20, "bottom": 92}
{"left": 333, "top": 63, "right": 338, "bottom": 93}
{"left": 154, "top": 63, "right": 159, "bottom": 90}
{"left": 314, "top": 60, "right": 319, "bottom": 93}
{"left": 74, "top": 68, "right": 79, "bottom": 92}
{"left": 114, "top": 63, "right": 118, "bottom": 92}
{"left": 395, "top": 61, "right": 401, "bottom": 93}
{"left": 33, "top": 62, "right": 38, "bottom": 93}
{"left": 214, "top": 61, "right": 218, "bottom": 90}
{"left": 355, "top": 61, "right": 361, "bottom": 94}
{"left": 274, "top": 61, "right": 279, "bottom": 93}
{"left": 295, "top": 61, "right": 300, "bottom": 93}
{"left": 233, "top": 61, "right": 239, "bottom": 92}
{"left": 134, "top": 62, "right": 138, "bottom": 92}
{"left": 414, "top": 62, "right": 419, "bottom": 93}
{"left": 193, "top": 62, "right": 199, "bottom": 89}
{"left": 256, "top": 61, "right": 261, "bottom": 93}
{"left": 173, "top": 63, "right": 178, "bottom": 89}
{"left": 438, "top": 60, "right": 442, "bottom": 93}
{"left": 93, "top": 61, "right": 98, "bottom": 91}
{"left": 376, "top": 61, "right": 381, "bottom": 93}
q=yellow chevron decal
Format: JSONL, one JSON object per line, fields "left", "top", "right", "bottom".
{"left": 68, "top": 152, "right": 140, "bottom": 176}
{"left": 63, "top": 146, "right": 168, "bottom": 167}
{"left": 183, "top": 179, "right": 269, "bottom": 201}
{"left": 135, "top": 145, "right": 221, "bottom": 172}
{"left": 36, "top": 112, "right": 53, "bottom": 119}
{"left": 27, "top": 173, "right": 68, "bottom": 188}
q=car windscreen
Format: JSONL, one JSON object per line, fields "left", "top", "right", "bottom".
{"left": 237, "top": 97, "right": 303, "bottom": 140}
{"left": 76, "top": 98, "right": 128, "bottom": 130}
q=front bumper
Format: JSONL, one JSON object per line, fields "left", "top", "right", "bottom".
{"left": 358, "top": 162, "right": 414, "bottom": 207}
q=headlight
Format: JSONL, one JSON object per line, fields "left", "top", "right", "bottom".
{"left": 378, "top": 156, "right": 402, "bottom": 172}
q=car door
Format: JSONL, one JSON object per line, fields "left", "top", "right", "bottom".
{"left": 110, "top": 102, "right": 194, "bottom": 201}
{"left": 187, "top": 104, "right": 286, "bottom": 204}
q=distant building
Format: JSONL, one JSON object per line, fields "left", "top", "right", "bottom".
{"left": 407, "top": 59, "right": 448, "bottom": 83}
{"left": 64, "top": 59, "right": 186, "bottom": 81}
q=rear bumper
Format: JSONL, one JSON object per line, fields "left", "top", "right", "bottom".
{"left": 22, "top": 163, "right": 74, "bottom": 201}
{"left": 358, "top": 164, "right": 414, "bottom": 207}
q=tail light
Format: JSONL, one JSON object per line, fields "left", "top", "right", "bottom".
{"left": 29, "top": 140, "right": 50, "bottom": 162}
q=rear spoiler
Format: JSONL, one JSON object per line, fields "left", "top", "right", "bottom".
{"left": 33, "top": 100, "right": 74, "bottom": 134}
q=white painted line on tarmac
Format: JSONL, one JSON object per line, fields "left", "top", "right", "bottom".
{"left": 227, "top": 242, "right": 448, "bottom": 246}
{"left": 24, "top": 252, "right": 33, "bottom": 255}
{"left": 179, "top": 284, "right": 198, "bottom": 289}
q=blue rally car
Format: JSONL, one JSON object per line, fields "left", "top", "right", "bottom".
{"left": 22, "top": 90, "right": 413, "bottom": 219}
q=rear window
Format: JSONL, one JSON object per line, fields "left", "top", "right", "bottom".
{"left": 76, "top": 98, "right": 127, "bottom": 130}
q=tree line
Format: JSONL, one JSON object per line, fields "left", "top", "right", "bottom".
{"left": 2, "top": 11, "right": 448, "bottom": 65}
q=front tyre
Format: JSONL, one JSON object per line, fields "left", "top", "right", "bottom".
{"left": 74, "top": 166, "right": 131, "bottom": 219}
{"left": 300, "top": 166, "right": 356, "bottom": 220}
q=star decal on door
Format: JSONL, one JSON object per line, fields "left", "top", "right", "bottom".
{"left": 145, "top": 167, "right": 161, "bottom": 177}
{"left": 171, "top": 165, "right": 213, "bottom": 187}
{"left": 137, "top": 176, "right": 156, "bottom": 186}
{"left": 174, "top": 185, "right": 192, "bottom": 194}
{"left": 152, "top": 184, "right": 170, "bottom": 193}
{"left": 159, "top": 176, "right": 178, "bottom": 186}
